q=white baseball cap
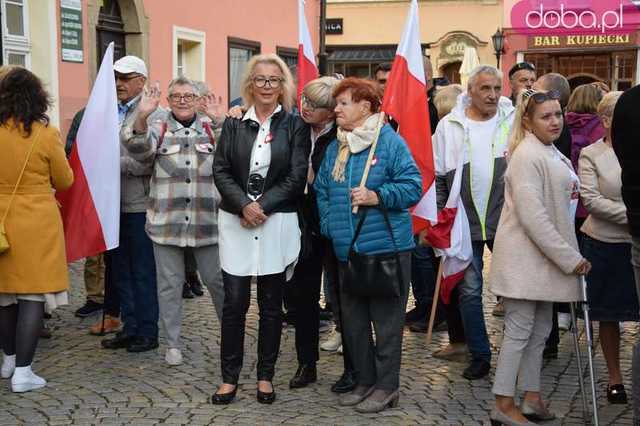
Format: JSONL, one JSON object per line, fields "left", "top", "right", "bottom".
{"left": 113, "top": 55, "right": 148, "bottom": 78}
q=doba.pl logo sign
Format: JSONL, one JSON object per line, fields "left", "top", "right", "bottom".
{"left": 511, "top": 0, "right": 640, "bottom": 36}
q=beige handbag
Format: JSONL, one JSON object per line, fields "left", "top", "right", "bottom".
{"left": 0, "top": 128, "right": 41, "bottom": 254}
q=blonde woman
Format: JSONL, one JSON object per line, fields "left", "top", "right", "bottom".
{"left": 579, "top": 91, "right": 638, "bottom": 404}
{"left": 488, "top": 89, "right": 591, "bottom": 425}
{"left": 212, "top": 54, "right": 310, "bottom": 405}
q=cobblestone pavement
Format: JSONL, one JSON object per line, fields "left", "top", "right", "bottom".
{"left": 0, "top": 256, "right": 636, "bottom": 425}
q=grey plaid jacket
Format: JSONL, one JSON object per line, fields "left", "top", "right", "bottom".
{"left": 122, "top": 111, "right": 220, "bottom": 247}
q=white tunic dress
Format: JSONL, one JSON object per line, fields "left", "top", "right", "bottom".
{"left": 218, "top": 105, "right": 301, "bottom": 279}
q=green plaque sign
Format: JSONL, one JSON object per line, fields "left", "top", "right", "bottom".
{"left": 60, "top": 0, "right": 83, "bottom": 63}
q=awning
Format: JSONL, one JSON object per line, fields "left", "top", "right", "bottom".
{"left": 327, "top": 47, "right": 396, "bottom": 63}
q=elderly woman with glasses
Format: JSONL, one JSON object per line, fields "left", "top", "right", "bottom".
{"left": 488, "top": 89, "right": 591, "bottom": 425}
{"left": 123, "top": 76, "right": 225, "bottom": 367}
{"left": 212, "top": 54, "right": 310, "bottom": 405}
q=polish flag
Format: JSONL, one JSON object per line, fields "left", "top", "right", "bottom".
{"left": 427, "top": 154, "right": 473, "bottom": 304}
{"left": 382, "top": 0, "right": 436, "bottom": 231}
{"left": 57, "top": 43, "right": 120, "bottom": 262}
{"left": 297, "top": 0, "right": 319, "bottom": 107}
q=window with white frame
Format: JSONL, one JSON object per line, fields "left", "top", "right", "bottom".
{"left": 1, "top": 0, "right": 30, "bottom": 67}
{"left": 173, "top": 26, "right": 205, "bottom": 81}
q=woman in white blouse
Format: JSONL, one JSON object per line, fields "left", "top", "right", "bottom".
{"left": 212, "top": 54, "right": 310, "bottom": 405}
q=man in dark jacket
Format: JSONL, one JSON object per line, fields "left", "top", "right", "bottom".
{"left": 611, "top": 84, "right": 640, "bottom": 424}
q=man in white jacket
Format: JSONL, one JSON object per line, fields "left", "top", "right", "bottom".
{"left": 432, "top": 65, "right": 515, "bottom": 380}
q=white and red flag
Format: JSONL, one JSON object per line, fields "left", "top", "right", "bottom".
{"left": 381, "top": 0, "right": 436, "bottom": 231}
{"left": 297, "top": 0, "right": 319, "bottom": 107}
{"left": 57, "top": 42, "right": 120, "bottom": 262}
{"left": 426, "top": 154, "right": 473, "bottom": 303}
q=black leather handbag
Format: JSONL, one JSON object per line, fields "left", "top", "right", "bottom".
{"left": 343, "top": 199, "right": 404, "bottom": 298}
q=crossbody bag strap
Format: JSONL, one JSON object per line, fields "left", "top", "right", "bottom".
{"left": 376, "top": 193, "right": 406, "bottom": 284}
{"left": 0, "top": 127, "right": 42, "bottom": 228}
{"left": 348, "top": 207, "right": 370, "bottom": 252}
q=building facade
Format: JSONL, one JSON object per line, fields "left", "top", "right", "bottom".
{"left": 1, "top": 0, "right": 320, "bottom": 136}
{"left": 325, "top": 0, "right": 503, "bottom": 82}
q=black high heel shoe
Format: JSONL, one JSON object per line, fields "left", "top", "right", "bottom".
{"left": 257, "top": 382, "right": 276, "bottom": 404}
{"left": 211, "top": 385, "right": 237, "bottom": 405}
{"left": 607, "top": 383, "right": 628, "bottom": 404}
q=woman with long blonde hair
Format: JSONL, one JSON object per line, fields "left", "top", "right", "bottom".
{"left": 488, "top": 89, "right": 591, "bottom": 425}
{"left": 212, "top": 54, "right": 310, "bottom": 405}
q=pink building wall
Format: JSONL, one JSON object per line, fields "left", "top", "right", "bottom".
{"left": 57, "top": 0, "right": 321, "bottom": 139}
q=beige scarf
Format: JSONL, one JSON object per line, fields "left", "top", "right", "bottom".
{"left": 332, "top": 113, "right": 383, "bottom": 182}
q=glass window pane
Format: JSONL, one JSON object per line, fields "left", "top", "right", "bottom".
{"left": 8, "top": 53, "right": 26, "bottom": 67}
{"left": 6, "top": 3, "right": 25, "bottom": 36}
{"left": 177, "top": 42, "right": 184, "bottom": 77}
{"left": 229, "top": 47, "right": 252, "bottom": 103}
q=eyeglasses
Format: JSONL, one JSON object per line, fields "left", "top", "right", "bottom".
{"left": 253, "top": 76, "right": 283, "bottom": 88}
{"left": 522, "top": 89, "right": 561, "bottom": 106}
{"left": 301, "top": 95, "right": 325, "bottom": 111}
{"left": 168, "top": 93, "right": 197, "bottom": 103}
{"left": 115, "top": 73, "right": 142, "bottom": 82}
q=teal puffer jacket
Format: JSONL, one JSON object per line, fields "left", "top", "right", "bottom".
{"left": 314, "top": 124, "right": 422, "bottom": 262}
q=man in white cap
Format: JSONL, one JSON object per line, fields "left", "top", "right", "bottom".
{"left": 98, "top": 55, "right": 162, "bottom": 354}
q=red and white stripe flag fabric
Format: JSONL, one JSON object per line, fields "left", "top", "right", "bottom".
{"left": 297, "top": 0, "right": 319, "bottom": 107}
{"left": 427, "top": 154, "right": 473, "bottom": 304}
{"left": 382, "top": 0, "right": 436, "bottom": 231}
{"left": 57, "top": 42, "right": 120, "bottom": 262}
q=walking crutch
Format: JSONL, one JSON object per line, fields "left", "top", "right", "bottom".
{"left": 569, "top": 275, "right": 599, "bottom": 425}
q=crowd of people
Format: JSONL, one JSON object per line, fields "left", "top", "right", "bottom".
{"left": 1, "top": 51, "right": 640, "bottom": 425}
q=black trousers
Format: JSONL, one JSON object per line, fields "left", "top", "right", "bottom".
{"left": 338, "top": 251, "right": 412, "bottom": 390}
{"left": 324, "top": 241, "right": 355, "bottom": 372}
{"left": 103, "top": 251, "right": 121, "bottom": 318}
{"left": 220, "top": 270, "right": 284, "bottom": 384}
{"left": 287, "top": 234, "right": 324, "bottom": 365}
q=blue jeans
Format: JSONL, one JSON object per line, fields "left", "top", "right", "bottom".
{"left": 453, "top": 240, "right": 492, "bottom": 363}
{"left": 410, "top": 236, "right": 440, "bottom": 314}
{"left": 110, "top": 213, "right": 159, "bottom": 338}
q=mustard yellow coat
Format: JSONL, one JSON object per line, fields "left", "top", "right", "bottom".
{"left": 0, "top": 121, "right": 73, "bottom": 294}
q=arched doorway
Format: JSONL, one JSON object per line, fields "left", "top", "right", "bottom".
{"left": 441, "top": 61, "right": 462, "bottom": 85}
{"left": 96, "top": 0, "right": 126, "bottom": 66}
{"left": 568, "top": 74, "right": 598, "bottom": 91}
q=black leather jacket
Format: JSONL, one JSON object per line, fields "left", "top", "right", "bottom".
{"left": 213, "top": 108, "right": 311, "bottom": 216}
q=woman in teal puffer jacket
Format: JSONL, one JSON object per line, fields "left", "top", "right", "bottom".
{"left": 314, "top": 78, "right": 421, "bottom": 414}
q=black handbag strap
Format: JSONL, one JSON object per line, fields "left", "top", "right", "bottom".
{"left": 348, "top": 194, "right": 399, "bottom": 254}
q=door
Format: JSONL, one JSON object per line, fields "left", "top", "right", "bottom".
{"left": 96, "top": 0, "right": 125, "bottom": 68}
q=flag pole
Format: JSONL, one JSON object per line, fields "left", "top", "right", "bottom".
{"left": 426, "top": 257, "right": 444, "bottom": 345}
{"left": 352, "top": 112, "right": 386, "bottom": 214}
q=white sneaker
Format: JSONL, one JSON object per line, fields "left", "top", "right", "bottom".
{"left": 1, "top": 354, "right": 16, "bottom": 379}
{"left": 11, "top": 366, "right": 46, "bottom": 393}
{"left": 165, "top": 348, "right": 183, "bottom": 366}
{"left": 558, "top": 313, "right": 571, "bottom": 331}
{"left": 320, "top": 332, "right": 342, "bottom": 352}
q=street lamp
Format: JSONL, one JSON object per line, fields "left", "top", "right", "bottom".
{"left": 491, "top": 28, "right": 505, "bottom": 69}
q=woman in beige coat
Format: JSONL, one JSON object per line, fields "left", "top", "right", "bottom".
{"left": 579, "top": 91, "right": 638, "bottom": 404}
{"left": 0, "top": 68, "right": 73, "bottom": 393}
{"left": 488, "top": 89, "right": 591, "bottom": 426}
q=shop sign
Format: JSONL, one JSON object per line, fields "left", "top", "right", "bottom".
{"left": 326, "top": 19, "right": 343, "bottom": 35}
{"left": 511, "top": 0, "right": 640, "bottom": 37}
{"left": 60, "top": 0, "right": 83, "bottom": 63}
{"left": 528, "top": 33, "right": 636, "bottom": 49}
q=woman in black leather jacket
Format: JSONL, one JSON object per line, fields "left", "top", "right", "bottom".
{"left": 211, "top": 54, "right": 310, "bottom": 405}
